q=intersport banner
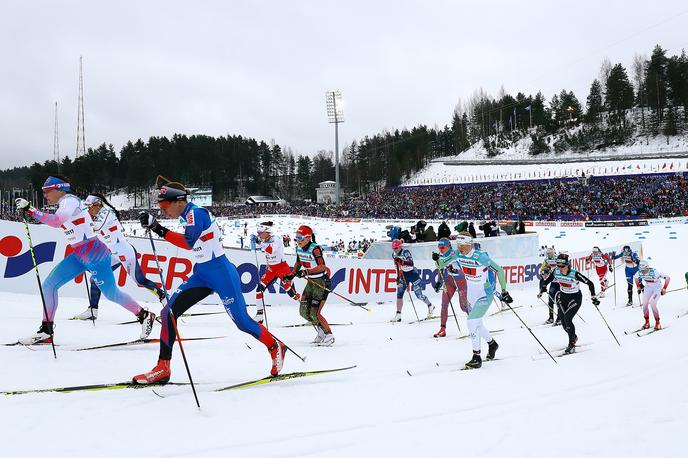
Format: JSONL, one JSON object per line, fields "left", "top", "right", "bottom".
{"left": 0, "top": 221, "right": 640, "bottom": 307}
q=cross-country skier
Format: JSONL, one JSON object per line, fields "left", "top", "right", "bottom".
{"left": 72, "top": 193, "right": 165, "bottom": 320}
{"left": 454, "top": 233, "right": 512, "bottom": 369}
{"left": 633, "top": 260, "right": 670, "bottom": 330}
{"left": 290, "top": 225, "right": 334, "bottom": 346}
{"left": 537, "top": 247, "right": 560, "bottom": 325}
{"left": 613, "top": 245, "right": 640, "bottom": 306}
{"left": 253, "top": 221, "right": 300, "bottom": 323}
{"left": 15, "top": 176, "right": 155, "bottom": 344}
{"left": 391, "top": 239, "right": 434, "bottom": 322}
{"left": 430, "top": 238, "right": 467, "bottom": 337}
{"left": 133, "top": 182, "right": 285, "bottom": 384}
{"left": 540, "top": 253, "right": 598, "bottom": 354}
{"left": 585, "top": 246, "right": 612, "bottom": 297}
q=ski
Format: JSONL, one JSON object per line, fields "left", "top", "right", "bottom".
{"left": 282, "top": 321, "right": 353, "bottom": 328}
{"left": 457, "top": 329, "right": 504, "bottom": 340}
{"left": 489, "top": 305, "right": 523, "bottom": 316}
{"left": 676, "top": 311, "right": 688, "bottom": 319}
{"left": 117, "top": 311, "right": 225, "bottom": 325}
{"left": 408, "top": 315, "right": 453, "bottom": 324}
{"left": 636, "top": 326, "right": 667, "bottom": 337}
{"left": 3, "top": 381, "right": 190, "bottom": 396}
{"left": 3, "top": 341, "right": 59, "bottom": 347}
{"left": 215, "top": 365, "right": 356, "bottom": 391}
{"left": 460, "top": 358, "right": 502, "bottom": 371}
{"left": 624, "top": 327, "right": 647, "bottom": 335}
{"left": 74, "top": 336, "right": 225, "bottom": 351}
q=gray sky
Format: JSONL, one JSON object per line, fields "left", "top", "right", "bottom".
{"left": 1, "top": 0, "right": 686, "bottom": 169}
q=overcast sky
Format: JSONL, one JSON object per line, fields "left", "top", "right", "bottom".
{"left": 0, "top": 0, "right": 686, "bottom": 169}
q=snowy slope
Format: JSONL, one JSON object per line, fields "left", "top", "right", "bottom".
{"left": 1, "top": 221, "right": 686, "bottom": 458}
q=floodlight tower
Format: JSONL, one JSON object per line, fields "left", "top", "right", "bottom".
{"left": 325, "top": 90, "right": 344, "bottom": 204}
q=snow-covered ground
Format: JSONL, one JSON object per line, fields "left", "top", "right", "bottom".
{"left": 403, "top": 156, "right": 688, "bottom": 186}
{"left": 1, "top": 219, "right": 686, "bottom": 458}
{"left": 436, "top": 131, "right": 688, "bottom": 162}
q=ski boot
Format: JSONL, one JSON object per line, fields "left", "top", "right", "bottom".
{"left": 293, "top": 293, "right": 301, "bottom": 302}
{"left": 72, "top": 307, "right": 98, "bottom": 321}
{"left": 427, "top": 304, "right": 435, "bottom": 318}
{"left": 464, "top": 351, "right": 482, "bottom": 369}
{"left": 137, "top": 309, "right": 156, "bottom": 339}
{"left": 269, "top": 340, "right": 286, "bottom": 376}
{"left": 132, "top": 359, "right": 171, "bottom": 385}
{"left": 545, "top": 317, "right": 554, "bottom": 325}
{"left": 318, "top": 333, "right": 335, "bottom": 347}
{"left": 625, "top": 300, "right": 633, "bottom": 307}
{"left": 654, "top": 320, "right": 661, "bottom": 330}
{"left": 641, "top": 317, "right": 650, "bottom": 330}
{"left": 312, "top": 326, "right": 325, "bottom": 344}
{"left": 254, "top": 309, "right": 265, "bottom": 324}
{"left": 599, "top": 289, "right": 606, "bottom": 298}
{"left": 554, "top": 318, "right": 562, "bottom": 326}
{"left": 564, "top": 337, "right": 578, "bottom": 354}
{"left": 390, "top": 312, "right": 402, "bottom": 323}
{"left": 18, "top": 321, "right": 54, "bottom": 345}
{"left": 433, "top": 326, "right": 446, "bottom": 338}
{"left": 486, "top": 339, "right": 499, "bottom": 361}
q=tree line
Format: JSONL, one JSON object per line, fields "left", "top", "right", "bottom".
{"left": 1, "top": 44, "right": 686, "bottom": 203}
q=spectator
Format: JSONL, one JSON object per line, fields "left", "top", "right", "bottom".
{"left": 424, "top": 225, "right": 437, "bottom": 242}
{"left": 468, "top": 221, "right": 477, "bottom": 239}
{"left": 437, "top": 221, "right": 451, "bottom": 239}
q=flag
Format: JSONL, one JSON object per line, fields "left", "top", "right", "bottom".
{"left": 662, "top": 163, "right": 667, "bottom": 169}
{"left": 670, "top": 162, "right": 674, "bottom": 170}
{"left": 636, "top": 165, "right": 640, "bottom": 170}
{"left": 525, "top": 105, "right": 531, "bottom": 112}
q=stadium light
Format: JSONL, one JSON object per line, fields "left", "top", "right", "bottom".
{"left": 326, "top": 90, "right": 344, "bottom": 204}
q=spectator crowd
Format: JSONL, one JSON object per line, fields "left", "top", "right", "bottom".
{"left": 2, "top": 173, "right": 686, "bottom": 223}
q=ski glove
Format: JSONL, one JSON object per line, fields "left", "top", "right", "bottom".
{"left": 139, "top": 212, "right": 168, "bottom": 238}
{"left": 608, "top": 265, "right": 613, "bottom": 272}
{"left": 637, "top": 285, "right": 644, "bottom": 294}
{"left": 15, "top": 198, "right": 31, "bottom": 212}
{"left": 591, "top": 296, "right": 600, "bottom": 306}
{"left": 394, "top": 257, "right": 403, "bottom": 266}
{"left": 537, "top": 290, "right": 544, "bottom": 299}
{"left": 294, "top": 269, "right": 307, "bottom": 278}
{"left": 431, "top": 252, "right": 440, "bottom": 262}
{"left": 501, "top": 290, "right": 513, "bottom": 304}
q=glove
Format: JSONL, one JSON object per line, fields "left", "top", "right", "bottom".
{"left": 394, "top": 257, "right": 403, "bottom": 266}
{"left": 537, "top": 289, "right": 544, "bottom": 299}
{"left": 139, "top": 212, "right": 156, "bottom": 229}
{"left": 294, "top": 269, "right": 307, "bottom": 278}
{"left": 434, "top": 283, "right": 441, "bottom": 293}
{"left": 661, "top": 288, "right": 666, "bottom": 296}
{"left": 591, "top": 295, "right": 600, "bottom": 306}
{"left": 447, "top": 265, "right": 458, "bottom": 274}
{"left": 431, "top": 252, "right": 440, "bottom": 262}
{"left": 608, "top": 265, "right": 613, "bottom": 272}
{"left": 611, "top": 251, "right": 616, "bottom": 258}
{"left": 15, "top": 198, "right": 31, "bottom": 212}
{"left": 139, "top": 212, "right": 167, "bottom": 238}
{"left": 501, "top": 290, "right": 513, "bottom": 304}
{"left": 637, "top": 285, "right": 644, "bottom": 294}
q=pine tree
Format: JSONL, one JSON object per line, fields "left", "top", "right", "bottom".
{"left": 585, "top": 79, "right": 604, "bottom": 123}
{"left": 605, "top": 64, "right": 634, "bottom": 126}
{"left": 645, "top": 45, "right": 669, "bottom": 119}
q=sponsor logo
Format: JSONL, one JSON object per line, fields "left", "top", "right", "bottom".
{"left": 0, "top": 235, "right": 57, "bottom": 278}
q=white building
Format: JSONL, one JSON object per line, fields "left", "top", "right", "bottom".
{"left": 316, "top": 180, "right": 336, "bottom": 204}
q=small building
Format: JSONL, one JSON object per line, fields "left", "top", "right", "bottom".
{"left": 245, "top": 195, "right": 283, "bottom": 207}
{"left": 316, "top": 180, "right": 337, "bottom": 204}
{"left": 188, "top": 188, "right": 213, "bottom": 207}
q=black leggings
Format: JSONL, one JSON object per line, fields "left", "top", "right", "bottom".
{"left": 557, "top": 291, "right": 582, "bottom": 342}
{"left": 160, "top": 287, "right": 213, "bottom": 359}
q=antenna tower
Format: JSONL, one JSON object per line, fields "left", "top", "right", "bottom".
{"left": 76, "top": 56, "right": 86, "bottom": 157}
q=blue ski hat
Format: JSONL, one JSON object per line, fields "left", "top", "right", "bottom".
{"left": 42, "top": 176, "right": 70, "bottom": 191}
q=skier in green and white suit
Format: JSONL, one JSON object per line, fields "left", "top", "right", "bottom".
{"left": 455, "top": 232, "right": 512, "bottom": 369}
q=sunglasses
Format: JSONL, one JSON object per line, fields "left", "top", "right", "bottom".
{"left": 295, "top": 235, "right": 306, "bottom": 242}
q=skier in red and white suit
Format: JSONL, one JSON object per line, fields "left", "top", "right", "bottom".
{"left": 254, "top": 221, "right": 300, "bottom": 323}
{"left": 585, "top": 246, "right": 613, "bottom": 297}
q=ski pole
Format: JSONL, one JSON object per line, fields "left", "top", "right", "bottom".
{"left": 612, "top": 262, "right": 617, "bottom": 307}
{"left": 21, "top": 215, "right": 56, "bottom": 359}
{"left": 304, "top": 276, "right": 370, "bottom": 311}
{"left": 147, "top": 230, "right": 201, "bottom": 409}
{"left": 83, "top": 272, "right": 95, "bottom": 326}
{"left": 664, "top": 286, "right": 687, "bottom": 294}
{"left": 397, "top": 266, "right": 420, "bottom": 321}
{"left": 251, "top": 239, "right": 269, "bottom": 329}
{"left": 435, "top": 262, "right": 461, "bottom": 333}
{"left": 501, "top": 299, "right": 557, "bottom": 365}
{"left": 269, "top": 332, "right": 306, "bottom": 362}
{"left": 592, "top": 300, "right": 621, "bottom": 346}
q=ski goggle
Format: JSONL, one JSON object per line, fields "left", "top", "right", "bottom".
{"left": 455, "top": 235, "right": 472, "bottom": 246}
{"left": 295, "top": 235, "right": 306, "bottom": 242}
